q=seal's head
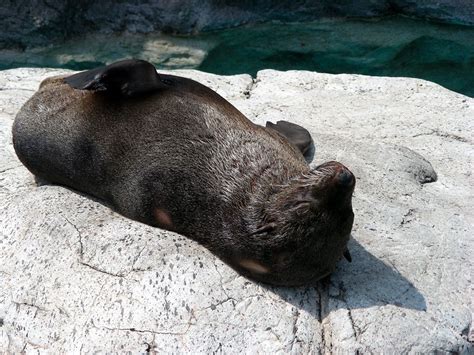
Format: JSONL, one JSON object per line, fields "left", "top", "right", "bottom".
{"left": 235, "top": 161, "right": 355, "bottom": 286}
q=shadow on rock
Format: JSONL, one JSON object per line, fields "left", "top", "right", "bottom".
{"left": 35, "top": 177, "right": 426, "bottom": 314}
{"left": 263, "top": 236, "right": 426, "bottom": 317}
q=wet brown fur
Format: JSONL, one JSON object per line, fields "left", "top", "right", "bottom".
{"left": 12, "top": 67, "right": 355, "bottom": 285}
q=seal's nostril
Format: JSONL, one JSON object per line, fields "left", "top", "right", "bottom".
{"left": 336, "top": 168, "right": 354, "bottom": 187}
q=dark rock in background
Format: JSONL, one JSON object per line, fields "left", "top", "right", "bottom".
{"left": 1, "top": 0, "right": 473, "bottom": 50}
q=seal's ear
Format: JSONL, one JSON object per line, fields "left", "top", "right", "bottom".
{"left": 266, "top": 120, "right": 313, "bottom": 157}
{"left": 64, "top": 59, "right": 170, "bottom": 97}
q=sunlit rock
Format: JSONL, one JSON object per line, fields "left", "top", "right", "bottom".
{"left": 0, "top": 68, "right": 472, "bottom": 352}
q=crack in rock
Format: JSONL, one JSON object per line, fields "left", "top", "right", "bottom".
{"left": 212, "top": 258, "right": 233, "bottom": 299}
{"left": 63, "top": 216, "right": 84, "bottom": 258}
{"left": 346, "top": 308, "right": 359, "bottom": 342}
{"left": 131, "top": 244, "right": 147, "bottom": 270}
{"left": 412, "top": 129, "right": 471, "bottom": 144}
{"left": 63, "top": 216, "right": 150, "bottom": 278}
{"left": 199, "top": 296, "right": 236, "bottom": 312}
{"left": 78, "top": 261, "right": 129, "bottom": 278}
{"left": 0, "top": 165, "right": 22, "bottom": 174}
{"left": 467, "top": 317, "right": 474, "bottom": 343}
{"left": 317, "top": 282, "right": 332, "bottom": 354}
{"left": 91, "top": 313, "right": 196, "bottom": 337}
{"left": 337, "top": 282, "right": 358, "bottom": 340}
{"left": 21, "top": 339, "right": 49, "bottom": 351}
{"left": 12, "top": 301, "right": 48, "bottom": 313}
{"left": 289, "top": 308, "right": 301, "bottom": 352}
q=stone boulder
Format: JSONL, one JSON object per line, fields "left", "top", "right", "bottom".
{"left": 0, "top": 67, "right": 472, "bottom": 353}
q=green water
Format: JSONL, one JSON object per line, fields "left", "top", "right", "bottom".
{"left": 1, "top": 16, "right": 473, "bottom": 97}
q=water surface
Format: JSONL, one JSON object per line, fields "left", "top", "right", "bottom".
{"left": 1, "top": 16, "right": 473, "bottom": 96}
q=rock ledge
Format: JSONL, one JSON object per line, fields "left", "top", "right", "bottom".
{"left": 0, "top": 68, "right": 472, "bottom": 353}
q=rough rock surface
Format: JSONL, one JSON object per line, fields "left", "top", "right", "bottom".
{"left": 1, "top": 0, "right": 473, "bottom": 49}
{"left": 0, "top": 67, "right": 473, "bottom": 353}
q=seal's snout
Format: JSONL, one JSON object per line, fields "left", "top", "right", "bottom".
{"left": 314, "top": 160, "right": 355, "bottom": 189}
{"left": 311, "top": 161, "right": 355, "bottom": 209}
{"left": 334, "top": 165, "right": 355, "bottom": 188}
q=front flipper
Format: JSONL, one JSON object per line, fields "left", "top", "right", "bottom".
{"left": 64, "top": 59, "right": 170, "bottom": 97}
{"left": 266, "top": 120, "right": 313, "bottom": 157}
{"left": 343, "top": 247, "right": 352, "bottom": 262}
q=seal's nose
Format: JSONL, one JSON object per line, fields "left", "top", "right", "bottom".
{"left": 335, "top": 166, "right": 355, "bottom": 187}
{"left": 313, "top": 160, "right": 356, "bottom": 190}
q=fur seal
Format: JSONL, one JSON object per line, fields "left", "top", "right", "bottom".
{"left": 12, "top": 59, "right": 355, "bottom": 286}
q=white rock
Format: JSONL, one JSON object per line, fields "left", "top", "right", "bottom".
{"left": 0, "top": 68, "right": 472, "bottom": 353}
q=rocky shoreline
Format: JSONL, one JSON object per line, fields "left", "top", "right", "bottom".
{"left": 1, "top": 1, "right": 473, "bottom": 50}
{"left": 0, "top": 68, "right": 472, "bottom": 352}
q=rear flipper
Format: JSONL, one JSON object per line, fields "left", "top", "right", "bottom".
{"left": 266, "top": 120, "right": 313, "bottom": 158}
{"left": 64, "top": 59, "right": 170, "bottom": 97}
